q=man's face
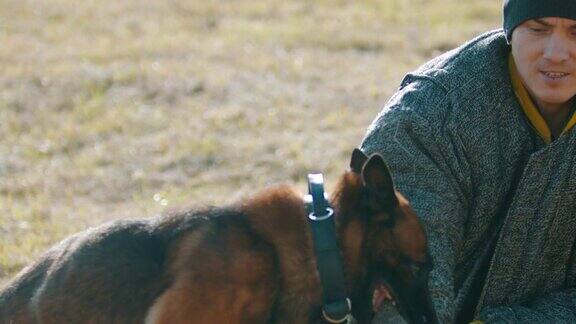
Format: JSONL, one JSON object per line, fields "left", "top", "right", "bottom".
{"left": 511, "top": 17, "right": 576, "bottom": 111}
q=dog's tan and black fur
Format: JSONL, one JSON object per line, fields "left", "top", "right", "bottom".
{"left": 0, "top": 149, "right": 435, "bottom": 323}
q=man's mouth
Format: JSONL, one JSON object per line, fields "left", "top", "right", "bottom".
{"left": 541, "top": 71, "right": 571, "bottom": 80}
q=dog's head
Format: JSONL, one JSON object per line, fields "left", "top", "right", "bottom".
{"left": 331, "top": 148, "right": 438, "bottom": 324}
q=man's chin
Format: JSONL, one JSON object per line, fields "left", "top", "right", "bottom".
{"left": 532, "top": 91, "right": 576, "bottom": 110}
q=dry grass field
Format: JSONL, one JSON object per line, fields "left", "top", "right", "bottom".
{"left": 0, "top": 0, "right": 501, "bottom": 285}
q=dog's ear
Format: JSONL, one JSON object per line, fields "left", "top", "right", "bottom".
{"left": 350, "top": 148, "right": 368, "bottom": 173}
{"left": 361, "top": 154, "right": 398, "bottom": 210}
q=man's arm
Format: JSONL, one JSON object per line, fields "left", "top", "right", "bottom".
{"left": 361, "top": 79, "right": 469, "bottom": 323}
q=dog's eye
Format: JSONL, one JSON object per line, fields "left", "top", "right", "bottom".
{"left": 412, "top": 260, "right": 433, "bottom": 279}
{"left": 410, "top": 263, "right": 426, "bottom": 277}
{"left": 400, "top": 256, "right": 432, "bottom": 278}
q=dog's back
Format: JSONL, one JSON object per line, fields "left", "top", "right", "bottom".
{"left": 0, "top": 247, "right": 52, "bottom": 323}
{"left": 0, "top": 188, "right": 306, "bottom": 324}
{"left": 1, "top": 219, "right": 171, "bottom": 323}
{"left": 146, "top": 186, "right": 318, "bottom": 323}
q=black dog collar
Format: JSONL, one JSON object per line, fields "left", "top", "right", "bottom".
{"left": 305, "top": 174, "right": 353, "bottom": 323}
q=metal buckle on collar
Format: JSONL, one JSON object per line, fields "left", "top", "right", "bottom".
{"left": 308, "top": 206, "right": 334, "bottom": 221}
{"left": 322, "top": 298, "right": 352, "bottom": 323}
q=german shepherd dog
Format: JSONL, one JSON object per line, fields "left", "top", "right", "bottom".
{"left": 0, "top": 149, "right": 437, "bottom": 323}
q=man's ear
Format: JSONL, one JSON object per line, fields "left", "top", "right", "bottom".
{"left": 361, "top": 154, "right": 398, "bottom": 209}
{"left": 350, "top": 148, "right": 368, "bottom": 173}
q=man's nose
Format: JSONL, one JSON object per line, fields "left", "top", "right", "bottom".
{"left": 543, "top": 32, "right": 570, "bottom": 63}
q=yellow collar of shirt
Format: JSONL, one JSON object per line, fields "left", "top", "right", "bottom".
{"left": 508, "top": 54, "right": 576, "bottom": 144}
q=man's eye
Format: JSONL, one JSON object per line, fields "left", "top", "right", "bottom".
{"left": 529, "top": 27, "right": 545, "bottom": 33}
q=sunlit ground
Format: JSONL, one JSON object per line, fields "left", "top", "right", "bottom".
{"left": 0, "top": 0, "right": 501, "bottom": 284}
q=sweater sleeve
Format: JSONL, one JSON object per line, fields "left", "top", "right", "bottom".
{"left": 477, "top": 289, "right": 576, "bottom": 323}
{"left": 478, "top": 238, "right": 576, "bottom": 323}
{"left": 361, "top": 78, "right": 470, "bottom": 324}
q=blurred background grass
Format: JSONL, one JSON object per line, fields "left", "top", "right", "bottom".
{"left": 0, "top": 0, "right": 501, "bottom": 284}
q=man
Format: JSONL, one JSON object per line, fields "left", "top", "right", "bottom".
{"left": 361, "top": 0, "right": 576, "bottom": 322}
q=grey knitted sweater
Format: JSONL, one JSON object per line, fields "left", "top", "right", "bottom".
{"left": 361, "top": 30, "right": 576, "bottom": 323}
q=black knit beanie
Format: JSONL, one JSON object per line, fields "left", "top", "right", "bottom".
{"left": 503, "top": 0, "right": 576, "bottom": 42}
